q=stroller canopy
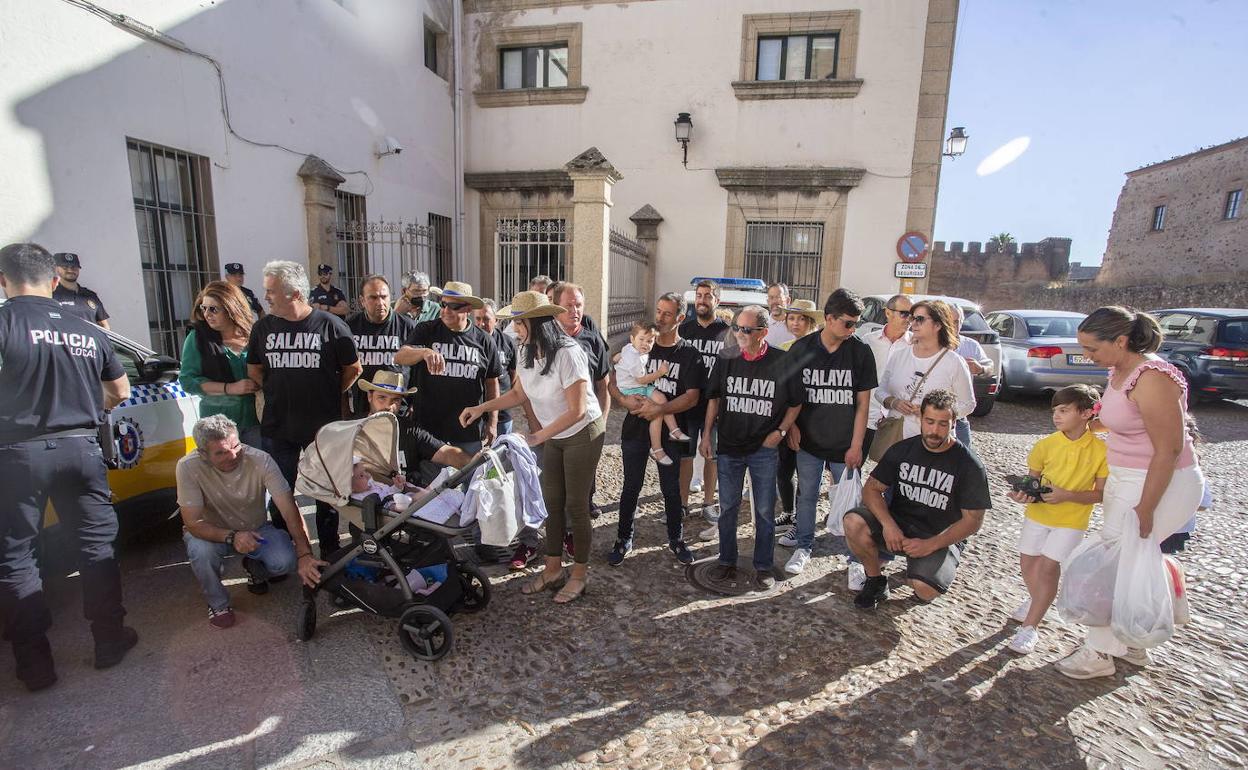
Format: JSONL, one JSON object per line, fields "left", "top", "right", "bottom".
{"left": 295, "top": 412, "right": 401, "bottom": 509}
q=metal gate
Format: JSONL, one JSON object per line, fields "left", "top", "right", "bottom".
{"left": 327, "top": 220, "right": 437, "bottom": 311}
{"left": 494, "top": 218, "right": 568, "bottom": 303}
{"left": 608, "top": 227, "right": 649, "bottom": 336}
{"left": 744, "top": 221, "right": 825, "bottom": 302}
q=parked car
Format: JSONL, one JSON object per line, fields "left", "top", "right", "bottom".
{"left": 859, "top": 294, "right": 1002, "bottom": 416}
{"left": 682, "top": 276, "right": 770, "bottom": 317}
{"left": 1151, "top": 308, "right": 1248, "bottom": 403}
{"left": 0, "top": 299, "right": 200, "bottom": 563}
{"left": 984, "top": 309, "right": 1108, "bottom": 399}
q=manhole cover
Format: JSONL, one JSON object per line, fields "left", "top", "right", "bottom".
{"left": 687, "top": 557, "right": 781, "bottom": 597}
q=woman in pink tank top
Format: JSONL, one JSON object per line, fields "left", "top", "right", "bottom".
{"left": 1055, "top": 307, "right": 1204, "bottom": 680}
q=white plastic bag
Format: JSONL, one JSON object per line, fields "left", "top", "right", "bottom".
{"left": 1112, "top": 531, "right": 1174, "bottom": 648}
{"left": 1164, "top": 555, "right": 1190, "bottom": 626}
{"left": 473, "top": 451, "right": 519, "bottom": 547}
{"left": 1057, "top": 533, "right": 1120, "bottom": 626}
{"left": 825, "top": 469, "right": 863, "bottom": 536}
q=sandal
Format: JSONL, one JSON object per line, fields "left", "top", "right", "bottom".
{"left": 649, "top": 448, "right": 673, "bottom": 466}
{"left": 669, "top": 428, "right": 691, "bottom": 442}
{"left": 554, "top": 576, "right": 589, "bottom": 604}
{"left": 521, "top": 569, "right": 567, "bottom": 596}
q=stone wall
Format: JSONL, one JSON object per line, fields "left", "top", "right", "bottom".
{"left": 928, "top": 237, "right": 1071, "bottom": 310}
{"left": 1022, "top": 281, "right": 1248, "bottom": 314}
{"left": 1098, "top": 137, "right": 1248, "bottom": 286}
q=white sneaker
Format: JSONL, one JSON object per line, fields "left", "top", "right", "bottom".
{"left": 1055, "top": 644, "right": 1116, "bottom": 680}
{"left": 1116, "top": 647, "right": 1151, "bottom": 667}
{"left": 697, "top": 523, "right": 718, "bottom": 542}
{"left": 702, "top": 504, "right": 720, "bottom": 523}
{"left": 785, "top": 548, "right": 811, "bottom": 575}
{"left": 690, "top": 482, "right": 703, "bottom": 495}
{"left": 1008, "top": 625, "right": 1039, "bottom": 655}
{"left": 777, "top": 529, "right": 800, "bottom": 548}
{"left": 1010, "top": 598, "right": 1032, "bottom": 623}
{"left": 847, "top": 562, "right": 866, "bottom": 591}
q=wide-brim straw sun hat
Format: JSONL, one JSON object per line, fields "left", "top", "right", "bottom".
{"left": 357, "top": 369, "right": 418, "bottom": 395}
{"left": 786, "top": 299, "right": 824, "bottom": 325}
{"left": 433, "top": 281, "right": 485, "bottom": 309}
{"left": 496, "top": 290, "right": 568, "bottom": 321}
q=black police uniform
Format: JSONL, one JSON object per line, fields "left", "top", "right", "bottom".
{"left": 0, "top": 296, "right": 130, "bottom": 685}
{"left": 52, "top": 283, "right": 110, "bottom": 326}
{"left": 309, "top": 283, "right": 348, "bottom": 312}
{"left": 239, "top": 285, "right": 264, "bottom": 318}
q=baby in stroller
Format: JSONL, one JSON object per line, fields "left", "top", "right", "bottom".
{"left": 350, "top": 455, "right": 419, "bottom": 513}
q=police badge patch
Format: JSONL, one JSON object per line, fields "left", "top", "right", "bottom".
{"left": 115, "top": 416, "right": 145, "bottom": 469}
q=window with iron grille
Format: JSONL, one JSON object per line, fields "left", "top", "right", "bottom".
{"left": 500, "top": 44, "right": 569, "bottom": 89}
{"left": 429, "top": 213, "right": 453, "bottom": 285}
{"left": 334, "top": 190, "right": 368, "bottom": 305}
{"left": 744, "top": 221, "right": 824, "bottom": 302}
{"left": 496, "top": 218, "right": 567, "bottom": 301}
{"left": 756, "top": 34, "right": 838, "bottom": 81}
{"left": 1225, "top": 189, "right": 1242, "bottom": 220}
{"left": 1151, "top": 204, "right": 1166, "bottom": 231}
{"left": 126, "top": 138, "right": 219, "bottom": 358}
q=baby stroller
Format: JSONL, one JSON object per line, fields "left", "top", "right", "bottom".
{"left": 294, "top": 412, "right": 503, "bottom": 661}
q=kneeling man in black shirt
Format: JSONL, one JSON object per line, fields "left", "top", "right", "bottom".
{"left": 845, "top": 389, "right": 991, "bottom": 609}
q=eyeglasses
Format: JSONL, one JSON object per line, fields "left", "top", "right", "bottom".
{"left": 441, "top": 301, "right": 470, "bottom": 311}
{"left": 731, "top": 324, "right": 764, "bottom": 334}
{"left": 199, "top": 304, "right": 222, "bottom": 315}
{"left": 909, "top": 315, "right": 932, "bottom": 326}
{"left": 837, "top": 317, "right": 860, "bottom": 329}
{"left": 887, "top": 307, "right": 912, "bottom": 318}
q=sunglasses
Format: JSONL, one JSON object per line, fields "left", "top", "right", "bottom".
{"left": 441, "top": 301, "right": 471, "bottom": 311}
{"left": 836, "top": 317, "right": 860, "bottom": 329}
{"left": 887, "top": 307, "right": 912, "bottom": 318}
{"left": 731, "top": 323, "right": 764, "bottom": 334}
{"left": 199, "top": 304, "right": 222, "bottom": 315}
{"left": 909, "top": 315, "right": 932, "bottom": 326}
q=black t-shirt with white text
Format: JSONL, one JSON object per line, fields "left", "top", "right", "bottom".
{"left": 247, "top": 310, "right": 359, "bottom": 446}
{"left": 679, "top": 318, "right": 731, "bottom": 424}
{"left": 619, "top": 338, "right": 705, "bottom": 446}
{"left": 788, "top": 333, "right": 878, "bottom": 461}
{"left": 706, "top": 346, "right": 796, "bottom": 456}
{"left": 405, "top": 320, "right": 502, "bottom": 443}
{"left": 869, "top": 436, "right": 991, "bottom": 538}
{"left": 347, "top": 311, "right": 415, "bottom": 383}
{"left": 0, "top": 296, "right": 124, "bottom": 442}
{"left": 309, "top": 284, "right": 348, "bottom": 311}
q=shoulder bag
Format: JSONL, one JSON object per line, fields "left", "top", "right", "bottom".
{"left": 869, "top": 349, "right": 949, "bottom": 462}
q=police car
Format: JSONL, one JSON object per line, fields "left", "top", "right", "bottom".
{"left": 0, "top": 298, "right": 201, "bottom": 532}
{"left": 682, "top": 276, "right": 770, "bottom": 316}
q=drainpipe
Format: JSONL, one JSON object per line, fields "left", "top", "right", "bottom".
{"left": 452, "top": 0, "right": 466, "bottom": 277}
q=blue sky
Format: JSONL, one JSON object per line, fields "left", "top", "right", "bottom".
{"left": 933, "top": 0, "right": 1248, "bottom": 265}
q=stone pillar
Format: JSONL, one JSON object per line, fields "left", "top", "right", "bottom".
{"left": 629, "top": 204, "right": 664, "bottom": 308}
{"left": 297, "top": 155, "right": 345, "bottom": 277}
{"left": 565, "top": 148, "right": 622, "bottom": 329}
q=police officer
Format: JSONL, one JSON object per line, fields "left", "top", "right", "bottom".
{"left": 52, "top": 252, "right": 110, "bottom": 328}
{"left": 224, "top": 262, "right": 265, "bottom": 319}
{"left": 0, "top": 243, "right": 138, "bottom": 692}
{"left": 309, "top": 263, "right": 349, "bottom": 317}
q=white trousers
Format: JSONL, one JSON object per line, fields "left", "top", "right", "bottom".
{"left": 1086, "top": 463, "right": 1204, "bottom": 655}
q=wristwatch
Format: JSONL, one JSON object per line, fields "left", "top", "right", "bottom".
{"left": 776, "top": 428, "right": 788, "bottom": 438}
{"left": 224, "top": 530, "right": 236, "bottom": 549}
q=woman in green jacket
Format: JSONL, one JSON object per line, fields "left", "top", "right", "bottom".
{"left": 179, "top": 281, "right": 261, "bottom": 445}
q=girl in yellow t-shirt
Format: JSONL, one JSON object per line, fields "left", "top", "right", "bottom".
{"left": 1006, "top": 384, "right": 1108, "bottom": 655}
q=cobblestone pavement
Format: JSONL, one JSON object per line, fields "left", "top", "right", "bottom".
{"left": 3, "top": 398, "right": 1245, "bottom": 769}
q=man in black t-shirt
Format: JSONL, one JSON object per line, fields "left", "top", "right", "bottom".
{"left": 781, "top": 289, "right": 877, "bottom": 576}
{"left": 247, "top": 260, "right": 362, "bottom": 554}
{"left": 51, "top": 252, "right": 110, "bottom": 328}
{"left": 346, "top": 275, "right": 415, "bottom": 418}
{"left": 700, "top": 305, "right": 801, "bottom": 591}
{"left": 679, "top": 280, "right": 731, "bottom": 527}
{"left": 224, "top": 263, "right": 265, "bottom": 319}
{"left": 395, "top": 281, "right": 501, "bottom": 479}
{"left": 844, "top": 389, "right": 991, "bottom": 609}
{"left": 309, "top": 264, "right": 349, "bottom": 317}
{"left": 0, "top": 243, "right": 136, "bottom": 691}
{"left": 608, "top": 292, "right": 705, "bottom": 567}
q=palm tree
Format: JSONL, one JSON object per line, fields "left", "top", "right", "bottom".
{"left": 988, "top": 232, "right": 1016, "bottom": 250}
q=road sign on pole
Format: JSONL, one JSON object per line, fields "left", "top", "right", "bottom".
{"left": 894, "top": 262, "right": 928, "bottom": 278}
{"left": 896, "top": 232, "right": 930, "bottom": 263}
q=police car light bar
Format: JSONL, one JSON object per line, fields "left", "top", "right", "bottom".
{"left": 689, "top": 277, "right": 767, "bottom": 291}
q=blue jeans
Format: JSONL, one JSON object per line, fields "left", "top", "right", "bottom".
{"left": 184, "top": 524, "right": 296, "bottom": 611}
{"left": 955, "top": 418, "right": 972, "bottom": 448}
{"left": 794, "top": 450, "right": 846, "bottom": 550}
{"left": 497, "top": 411, "right": 513, "bottom": 436}
{"left": 716, "top": 446, "right": 779, "bottom": 570}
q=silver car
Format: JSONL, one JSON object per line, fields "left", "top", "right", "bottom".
{"left": 985, "top": 309, "right": 1108, "bottom": 397}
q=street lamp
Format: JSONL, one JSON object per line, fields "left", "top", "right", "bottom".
{"left": 943, "top": 126, "right": 968, "bottom": 159}
{"left": 674, "top": 112, "right": 693, "bottom": 168}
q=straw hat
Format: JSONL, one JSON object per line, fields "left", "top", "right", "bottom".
{"left": 357, "top": 369, "right": 418, "bottom": 395}
{"left": 496, "top": 290, "right": 568, "bottom": 321}
{"left": 432, "top": 281, "right": 484, "bottom": 309}
{"left": 785, "top": 299, "right": 824, "bottom": 325}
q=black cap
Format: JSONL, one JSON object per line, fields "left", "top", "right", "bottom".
{"left": 53, "top": 252, "right": 81, "bottom": 268}
{"left": 224, "top": 262, "right": 244, "bottom": 275}
{"left": 317, "top": 263, "right": 333, "bottom": 274}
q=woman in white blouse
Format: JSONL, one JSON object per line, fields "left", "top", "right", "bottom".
{"left": 461, "top": 291, "right": 604, "bottom": 604}
{"left": 878, "top": 300, "right": 976, "bottom": 439}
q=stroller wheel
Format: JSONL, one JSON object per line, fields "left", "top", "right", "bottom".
{"left": 457, "top": 563, "right": 492, "bottom": 613}
{"left": 296, "top": 600, "right": 317, "bottom": 641}
{"left": 398, "top": 605, "right": 454, "bottom": 661}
